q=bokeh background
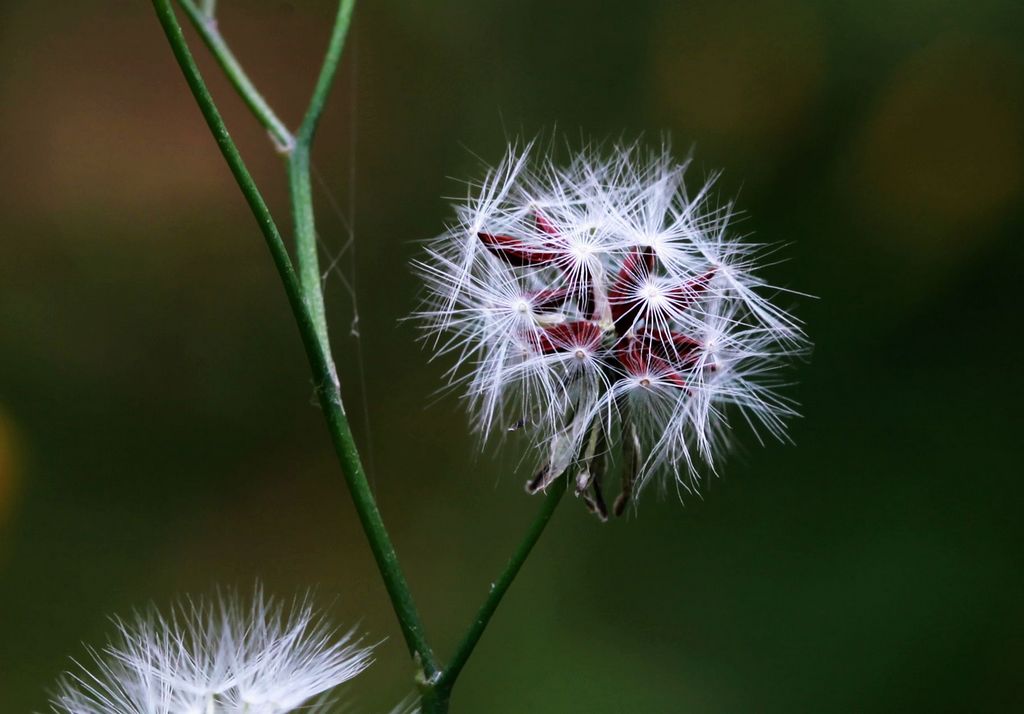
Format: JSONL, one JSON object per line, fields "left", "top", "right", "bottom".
{"left": 2, "top": 0, "right": 1022, "bottom": 711}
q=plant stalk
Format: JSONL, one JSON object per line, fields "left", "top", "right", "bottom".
{"left": 287, "top": 0, "right": 355, "bottom": 361}
{"left": 152, "top": 0, "right": 438, "bottom": 678}
{"left": 286, "top": 144, "right": 333, "bottom": 368}
{"left": 156, "top": 2, "right": 571, "bottom": 708}
{"left": 176, "top": 0, "right": 294, "bottom": 150}
{"left": 433, "top": 476, "right": 568, "bottom": 699}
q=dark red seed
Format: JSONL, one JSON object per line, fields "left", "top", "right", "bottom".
{"left": 533, "top": 321, "right": 603, "bottom": 354}
{"left": 614, "top": 336, "right": 689, "bottom": 389}
{"left": 665, "top": 268, "right": 717, "bottom": 310}
{"left": 535, "top": 212, "right": 559, "bottom": 236}
{"left": 609, "top": 246, "right": 658, "bottom": 333}
{"left": 526, "top": 288, "right": 574, "bottom": 310}
{"left": 634, "top": 328, "right": 702, "bottom": 367}
{"left": 478, "top": 232, "right": 559, "bottom": 266}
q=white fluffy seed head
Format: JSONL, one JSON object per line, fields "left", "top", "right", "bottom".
{"left": 50, "top": 588, "right": 375, "bottom": 714}
{"left": 415, "top": 139, "right": 809, "bottom": 508}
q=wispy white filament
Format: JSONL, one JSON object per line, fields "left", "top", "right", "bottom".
{"left": 416, "top": 140, "right": 809, "bottom": 501}
{"left": 51, "top": 588, "right": 375, "bottom": 714}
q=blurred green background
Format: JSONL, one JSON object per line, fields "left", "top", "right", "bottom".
{"left": 1, "top": 0, "right": 1022, "bottom": 711}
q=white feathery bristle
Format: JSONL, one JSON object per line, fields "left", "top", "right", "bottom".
{"left": 415, "top": 140, "right": 809, "bottom": 510}
{"left": 50, "top": 588, "right": 375, "bottom": 714}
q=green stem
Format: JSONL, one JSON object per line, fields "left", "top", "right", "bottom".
{"left": 151, "top": 0, "right": 438, "bottom": 678}
{"left": 433, "top": 476, "right": 568, "bottom": 698}
{"left": 418, "top": 683, "right": 451, "bottom": 714}
{"left": 296, "top": 0, "right": 356, "bottom": 146}
{"left": 176, "top": 0, "right": 294, "bottom": 150}
{"left": 286, "top": 0, "right": 355, "bottom": 359}
{"left": 157, "top": 1, "right": 568, "bottom": 707}
{"left": 286, "top": 145, "right": 333, "bottom": 367}
{"left": 176, "top": 0, "right": 355, "bottom": 385}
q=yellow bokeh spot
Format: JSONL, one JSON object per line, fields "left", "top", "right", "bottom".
{"left": 650, "top": 0, "right": 825, "bottom": 153}
{"left": 850, "top": 37, "right": 1024, "bottom": 251}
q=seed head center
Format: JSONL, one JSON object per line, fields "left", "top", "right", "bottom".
{"left": 570, "top": 240, "right": 595, "bottom": 261}
{"left": 640, "top": 282, "right": 663, "bottom": 302}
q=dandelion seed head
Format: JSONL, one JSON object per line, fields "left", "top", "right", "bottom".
{"left": 415, "top": 139, "right": 809, "bottom": 512}
{"left": 50, "top": 588, "right": 374, "bottom": 714}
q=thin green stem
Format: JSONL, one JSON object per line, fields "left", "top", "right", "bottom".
{"left": 286, "top": 0, "right": 356, "bottom": 359}
{"left": 434, "top": 477, "right": 568, "bottom": 696}
{"left": 297, "top": 0, "right": 356, "bottom": 146}
{"left": 151, "top": 0, "right": 438, "bottom": 678}
{"left": 157, "top": 1, "right": 567, "bottom": 707}
{"left": 286, "top": 145, "right": 333, "bottom": 367}
{"left": 176, "top": 0, "right": 349, "bottom": 373}
{"left": 176, "top": 0, "right": 294, "bottom": 151}
{"left": 418, "top": 685, "right": 451, "bottom": 714}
